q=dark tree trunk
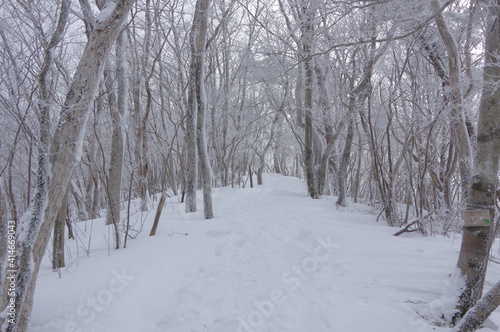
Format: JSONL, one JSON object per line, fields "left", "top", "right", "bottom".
{"left": 52, "top": 190, "right": 68, "bottom": 270}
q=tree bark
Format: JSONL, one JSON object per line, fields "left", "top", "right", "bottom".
{"left": 337, "top": 117, "right": 354, "bottom": 207}
{"left": 52, "top": 190, "right": 68, "bottom": 270}
{"left": 186, "top": 0, "right": 213, "bottom": 218}
{"left": 300, "top": 4, "right": 318, "bottom": 199}
{"left": 257, "top": 113, "right": 280, "bottom": 185}
{"left": 105, "top": 29, "right": 129, "bottom": 229}
{"left": 336, "top": 59, "right": 356, "bottom": 207}
{"left": 432, "top": 0, "right": 473, "bottom": 198}
{"left": 455, "top": 280, "right": 500, "bottom": 332}
{"left": 0, "top": 0, "right": 70, "bottom": 328}
{"left": 0, "top": 2, "right": 135, "bottom": 331}
{"left": 452, "top": 0, "right": 500, "bottom": 324}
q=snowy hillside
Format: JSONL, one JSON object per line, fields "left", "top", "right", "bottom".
{"left": 30, "top": 174, "right": 500, "bottom": 332}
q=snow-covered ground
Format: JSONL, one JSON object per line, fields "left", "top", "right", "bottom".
{"left": 30, "top": 174, "right": 500, "bottom": 332}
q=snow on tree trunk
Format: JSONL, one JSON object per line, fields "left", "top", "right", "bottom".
{"left": 300, "top": 4, "right": 318, "bottom": 199}
{"left": 257, "top": 113, "right": 280, "bottom": 186}
{"left": 337, "top": 59, "right": 356, "bottom": 207}
{"left": 431, "top": 0, "right": 473, "bottom": 198}
{"left": 194, "top": 0, "right": 213, "bottom": 219}
{"left": 454, "top": 280, "right": 500, "bottom": 332}
{"left": 452, "top": 0, "right": 500, "bottom": 325}
{"left": 0, "top": 1, "right": 135, "bottom": 331}
{"left": 337, "top": 118, "right": 354, "bottom": 207}
{"left": 186, "top": 0, "right": 212, "bottom": 217}
{"left": 0, "top": 0, "right": 70, "bottom": 328}
{"left": 138, "top": 0, "right": 153, "bottom": 213}
{"left": 105, "top": 29, "right": 129, "bottom": 239}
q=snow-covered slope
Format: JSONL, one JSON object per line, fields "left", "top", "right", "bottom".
{"left": 30, "top": 174, "right": 500, "bottom": 332}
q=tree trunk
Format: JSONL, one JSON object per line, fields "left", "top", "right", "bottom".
{"left": 452, "top": 0, "right": 500, "bottom": 324}
{"left": 186, "top": 0, "right": 213, "bottom": 218}
{"left": 300, "top": 5, "right": 318, "bottom": 199}
{"left": 105, "top": 30, "right": 129, "bottom": 228}
{"left": 352, "top": 127, "right": 363, "bottom": 203}
{"left": 432, "top": 0, "right": 473, "bottom": 198}
{"left": 52, "top": 190, "right": 68, "bottom": 270}
{"left": 249, "top": 165, "right": 254, "bottom": 188}
{"left": 0, "top": 183, "right": 7, "bottom": 226}
{"left": 455, "top": 280, "right": 500, "bottom": 332}
{"left": 257, "top": 113, "right": 280, "bottom": 185}
{"left": 273, "top": 151, "right": 281, "bottom": 174}
{"left": 0, "top": 2, "right": 135, "bottom": 331}
{"left": 337, "top": 117, "right": 354, "bottom": 207}
{"left": 0, "top": 0, "right": 70, "bottom": 328}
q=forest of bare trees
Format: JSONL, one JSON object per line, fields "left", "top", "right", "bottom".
{"left": 0, "top": 0, "right": 499, "bottom": 331}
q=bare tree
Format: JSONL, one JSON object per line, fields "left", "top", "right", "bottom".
{"left": 452, "top": 0, "right": 500, "bottom": 325}
{"left": 185, "top": 0, "right": 213, "bottom": 219}
{"left": 105, "top": 29, "right": 129, "bottom": 236}
{"left": 431, "top": 0, "right": 473, "bottom": 199}
{"left": 0, "top": 1, "right": 135, "bottom": 331}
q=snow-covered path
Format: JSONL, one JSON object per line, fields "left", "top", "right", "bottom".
{"left": 30, "top": 174, "right": 500, "bottom": 332}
